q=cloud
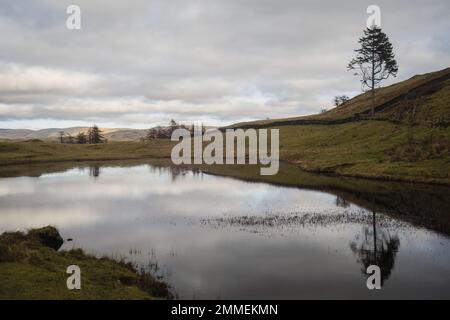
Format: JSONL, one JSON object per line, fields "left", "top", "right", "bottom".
{"left": 0, "top": 63, "right": 99, "bottom": 94}
{"left": 0, "top": 0, "right": 449, "bottom": 128}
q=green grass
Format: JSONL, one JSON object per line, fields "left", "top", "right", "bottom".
{"left": 274, "top": 121, "right": 450, "bottom": 184}
{"left": 0, "top": 140, "right": 174, "bottom": 166}
{"left": 0, "top": 227, "right": 172, "bottom": 300}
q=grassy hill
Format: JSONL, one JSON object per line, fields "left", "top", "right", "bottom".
{"left": 322, "top": 67, "right": 450, "bottom": 124}
{"left": 228, "top": 67, "right": 450, "bottom": 128}
{"left": 225, "top": 67, "right": 450, "bottom": 184}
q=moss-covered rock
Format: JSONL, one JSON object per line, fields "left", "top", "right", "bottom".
{"left": 28, "top": 226, "right": 63, "bottom": 250}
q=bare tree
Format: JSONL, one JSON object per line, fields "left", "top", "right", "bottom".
{"left": 333, "top": 95, "right": 350, "bottom": 107}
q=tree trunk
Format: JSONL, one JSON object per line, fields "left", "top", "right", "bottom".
{"left": 371, "top": 88, "right": 375, "bottom": 117}
{"left": 371, "top": 44, "right": 375, "bottom": 117}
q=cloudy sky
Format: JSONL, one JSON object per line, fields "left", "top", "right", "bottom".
{"left": 0, "top": 0, "right": 449, "bottom": 129}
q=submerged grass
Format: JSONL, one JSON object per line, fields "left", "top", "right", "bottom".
{"left": 0, "top": 226, "right": 172, "bottom": 300}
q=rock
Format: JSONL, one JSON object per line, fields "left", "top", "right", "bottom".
{"left": 29, "top": 226, "right": 64, "bottom": 250}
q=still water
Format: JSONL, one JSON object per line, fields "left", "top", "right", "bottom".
{"left": 1, "top": 161, "right": 450, "bottom": 299}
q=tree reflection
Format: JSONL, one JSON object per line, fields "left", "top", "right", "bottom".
{"left": 350, "top": 207, "right": 400, "bottom": 286}
{"left": 335, "top": 195, "right": 350, "bottom": 208}
{"left": 89, "top": 166, "right": 100, "bottom": 178}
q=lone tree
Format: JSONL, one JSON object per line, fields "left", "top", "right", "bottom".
{"left": 348, "top": 27, "right": 398, "bottom": 117}
{"left": 87, "top": 125, "right": 104, "bottom": 144}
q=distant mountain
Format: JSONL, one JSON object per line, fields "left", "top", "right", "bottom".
{"left": 0, "top": 125, "right": 218, "bottom": 141}
{"left": 0, "top": 127, "right": 148, "bottom": 141}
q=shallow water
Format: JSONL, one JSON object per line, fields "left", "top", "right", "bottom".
{"left": 1, "top": 161, "right": 450, "bottom": 299}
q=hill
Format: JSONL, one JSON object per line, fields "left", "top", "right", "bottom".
{"left": 224, "top": 67, "right": 450, "bottom": 184}
{"left": 227, "top": 67, "right": 450, "bottom": 129}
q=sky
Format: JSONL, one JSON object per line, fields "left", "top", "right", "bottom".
{"left": 0, "top": 0, "right": 449, "bottom": 129}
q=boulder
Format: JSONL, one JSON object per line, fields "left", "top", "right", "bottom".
{"left": 28, "top": 226, "right": 64, "bottom": 250}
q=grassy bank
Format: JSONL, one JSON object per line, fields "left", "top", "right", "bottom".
{"left": 1, "top": 119, "right": 449, "bottom": 185}
{"left": 277, "top": 121, "right": 450, "bottom": 184}
{"left": 0, "top": 140, "right": 174, "bottom": 166}
{"left": 0, "top": 226, "right": 172, "bottom": 300}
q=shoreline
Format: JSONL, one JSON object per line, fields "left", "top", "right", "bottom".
{"left": 0, "top": 138, "right": 449, "bottom": 186}
{"left": 1, "top": 153, "right": 450, "bottom": 187}
{"left": 0, "top": 226, "right": 173, "bottom": 300}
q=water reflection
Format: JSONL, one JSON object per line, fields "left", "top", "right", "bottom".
{"left": 350, "top": 209, "right": 400, "bottom": 286}
{"left": 89, "top": 165, "right": 100, "bottom": 178}
{"left": 336, "top": 195, "right": 350, "bottom": 208}
{"left": 0, "top": 161, "right": 449, "bottom": 299}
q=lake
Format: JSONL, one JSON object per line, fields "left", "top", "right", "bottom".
{"left": 1, "top": 160, "right": 450, "bottom": 299}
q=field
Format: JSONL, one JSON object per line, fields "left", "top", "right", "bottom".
{"left": 0, "top": 139, "right": 174, "bottom": 166}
